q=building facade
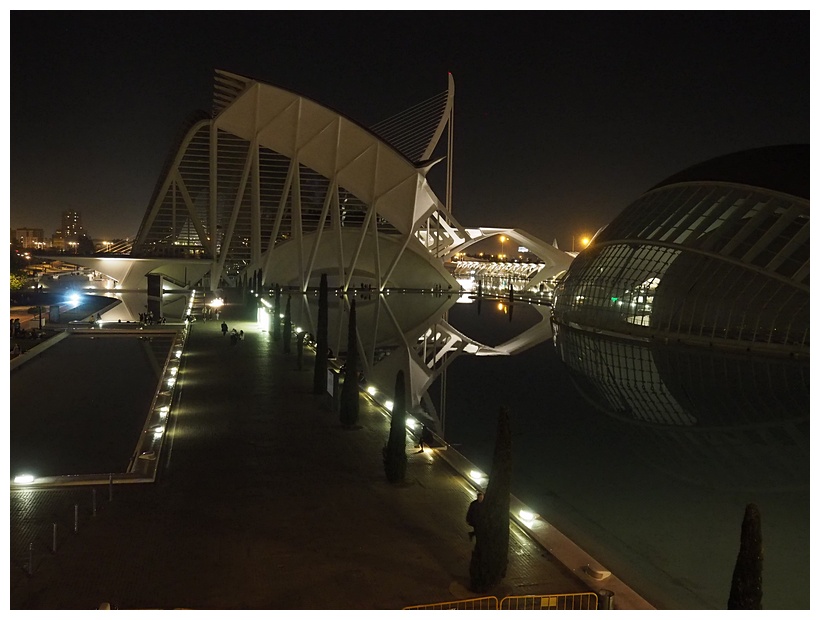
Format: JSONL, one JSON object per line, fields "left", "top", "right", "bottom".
{"left": 551, "top": 145, "right": 809, "bottom": 490}
{"left": 14, "top": 227, "right": 45, "bottom": 249}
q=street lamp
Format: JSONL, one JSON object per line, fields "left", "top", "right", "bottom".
{"left": 572, "top": 235, "right": 591, "bottom": 253}
{"left": 499, "top": 235, "right": 506, "bottom": 260}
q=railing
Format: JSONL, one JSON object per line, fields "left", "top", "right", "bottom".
{"left": 404, "top": 596, "right": 499, "bottom": 610}
{"left": 404, "top": 592, "right": 600, "bottom": 610}
{"left": 500, "top": 592, "right": 599, "bottom": 610}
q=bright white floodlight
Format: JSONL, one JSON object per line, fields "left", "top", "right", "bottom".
{"left": 518, "top": 509, "right": 537, "bottom": 524}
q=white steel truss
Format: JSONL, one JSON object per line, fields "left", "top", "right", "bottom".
{"left": 132, "top": 70, "right": 461, "bottom": 293}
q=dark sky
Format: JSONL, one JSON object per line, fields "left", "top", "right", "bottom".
{"left": 10, "top": 11, "right": 810, "bottom": 248}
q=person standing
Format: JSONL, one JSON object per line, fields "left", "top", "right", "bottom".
{"left": 466, "top": 491, "right": 485, "bottom": 541}
{"left": 221, "top": 321, "right": 228, "bottom": 336}
{"left": 415, "top": 424, "right": 432, "bottom": 454}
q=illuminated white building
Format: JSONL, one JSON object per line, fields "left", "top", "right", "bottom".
{"left": 551, "top": 145, "right": 809, "bottom": 489}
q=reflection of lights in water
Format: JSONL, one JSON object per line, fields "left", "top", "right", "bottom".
{"left": 456, "top": 277, "right": 475, "bottom": 292}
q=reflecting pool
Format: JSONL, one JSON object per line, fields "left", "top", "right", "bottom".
{"left": 429, "top": 298, "right": 809, "bottom": 610}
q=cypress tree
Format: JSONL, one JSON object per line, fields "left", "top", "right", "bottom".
{"left": 476, "top": 280, "right": 482, "bottom": 315}
{"left": 383, "top": 369, "right": 408, "bottom": 482}
{"left": 728, "top": 503, "right": 763, "bottom": 609}
{"left": 339, "top": 297, "right": 360, "bottom": 427}
{"left": 283, "top": 295, "right": 292, "bottom": 354}
{"left": 469, "top": 406, "right": 511, "bottom": 593}
{"left": 273, "top": 285, "right": 281, "bottom": 341}
{"left": 313, "top": 273, "right": 329, "bottom": 395}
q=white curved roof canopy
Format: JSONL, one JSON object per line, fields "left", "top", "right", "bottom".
{"left": 214, "top": 73, "right": 447, "bottom": 237}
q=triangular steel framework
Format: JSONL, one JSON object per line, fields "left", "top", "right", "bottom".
{"left": 132, "top": 70, "right": 464, "bottom": 293}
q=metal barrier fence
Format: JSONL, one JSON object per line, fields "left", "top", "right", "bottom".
{"left": 404, "top": 596, "right": 499, "bottom": 610}
{"left": 500, "top": 592, "right": 599, "bottom": 610}
{"left": 404, "top": 592, "right": 599, "bottom": 610}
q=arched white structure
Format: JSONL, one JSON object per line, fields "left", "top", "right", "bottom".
{"left": 448, "top": 227, "right": 574, "bottom": 287}
{"left": 133, "top": 70, "right": 463, "bottom": 293}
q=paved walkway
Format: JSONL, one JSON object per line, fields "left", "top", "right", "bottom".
{"left": 10, "top": 304, "right": 588, "bottom": 610}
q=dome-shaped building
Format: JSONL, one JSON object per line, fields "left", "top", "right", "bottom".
{"left": 551, "top": 145, "right": 809, "bottom": 489}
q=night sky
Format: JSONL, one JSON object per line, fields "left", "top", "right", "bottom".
{"left": 10, "top": 11, "right": 810, "bottom": 248}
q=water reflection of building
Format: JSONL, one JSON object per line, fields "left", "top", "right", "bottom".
{"left": 551, "top": 145, "right": 809, "bottom": 490}
{"left": 280, "top": 291, "right": 555, "bottom": 433}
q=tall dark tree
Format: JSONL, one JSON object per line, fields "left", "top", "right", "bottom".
{"left": 507, "top": 284, "right": 514, "bottom": 322}
{"left": 476, "top": 280, "right": 482, "bottom": 315}
{"left": 313, "top": 273, "right": 329, "bottom": 395}
{"left": 728, "top": 503, "right": 763, "bottom": 610}
{"left": 339, "top": 297, "right": 360, "bottom": 427}
{"left": 383, "top": 369, "right": 408, "bottom": 482}
{"left": 283, "top": 295, "right": 292, "bottom": 354}
{"left": 273, "top": 285, "right": 282, "bottom": 341}
{"left": 469, "top": 406, "right": 511, "bottom": 593}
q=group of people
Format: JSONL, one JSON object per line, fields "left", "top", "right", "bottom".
{"left": 201, "top": 306, "right": 220, "bottom": 321}
{"left": 10, "top": 318, "right": 42, "bottom": 358}
{"left": 221, "top": 321, "right": 245, "bottom": 345}
{"left": 139, "top": 311, "right": 165, "bottom": 325}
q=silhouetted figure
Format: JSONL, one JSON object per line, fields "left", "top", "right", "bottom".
{"left": 221, "top": 321, "right": 228, "bottom": 336}
{"left": 415, "top": 424, "right": 433, "bottom": 453}
{"left": 466, "top": 491, "right": 485, "bottom": 541}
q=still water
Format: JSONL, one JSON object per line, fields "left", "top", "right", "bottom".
{"left": 428, "top": 298, "right": 808, "bottom": 610}
{"left": 96, "top": 288, "right": 809, "bottom": 609}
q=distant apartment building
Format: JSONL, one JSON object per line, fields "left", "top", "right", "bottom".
{"left": 15, "top": 227, "right": 46, "bottom": 249}
{"left": 50, "top": 209, "right": 90, "bottom": 253}
{"left": 61, "top": 209, "right": 84, "bottom": 240}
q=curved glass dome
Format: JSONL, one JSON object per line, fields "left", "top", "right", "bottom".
{"left": 551, "top": 145, "right": 809, "bottom": 490}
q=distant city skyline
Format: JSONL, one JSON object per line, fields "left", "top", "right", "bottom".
{"left": 11, "top": 11, "right": 809, "bottom": 246}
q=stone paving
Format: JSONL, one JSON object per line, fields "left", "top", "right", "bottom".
{"left": 9, "top": 303, "right": 589, "bottom": 610}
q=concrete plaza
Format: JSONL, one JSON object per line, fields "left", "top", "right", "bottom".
{"left": 10, "top": 304, "right": 590, "bottom": 610}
